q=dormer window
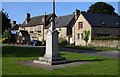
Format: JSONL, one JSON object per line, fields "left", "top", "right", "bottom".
{"left": 100, "top": 20, "right": 105, "bottom": 25}
{"left": 116, "top": 22, "right": 119, "bottom": 25}
{"left": 115, "top": 21, "right": 119, "bottom": 25}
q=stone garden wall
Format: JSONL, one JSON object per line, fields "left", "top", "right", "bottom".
{"left": 91, "top": 40, "right": 120, "bottom": 48}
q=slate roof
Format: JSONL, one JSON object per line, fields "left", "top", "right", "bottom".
{"left": 55, "top": 14, "right": 75, "bottom": 28}
{"left": 81, "top": 12, "right": 120, "bottom": 28}
{"left": 46, "top": 14, "right": 75, "bottom": 28}
{"left": 11, "top": 24, "right": 19, "bottom": 30}
{"left": 21, "top": 13, "right": 54, "bottom": 27}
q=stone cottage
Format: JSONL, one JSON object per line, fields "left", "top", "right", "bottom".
{"left": 72, "top": 11, "right": 120, "bottom": 46}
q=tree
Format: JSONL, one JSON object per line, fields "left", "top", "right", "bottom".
{"left": 87, "top": 2, "right": 117, "bottom": 15}
{"left": 1, "top": 9, "right": 11, "bottom": 34}
{"left": 2, "top": 30, "right": 9, "bottom": 39}
{"left": 83, "top": 30, "right": 90, "bottom": 46}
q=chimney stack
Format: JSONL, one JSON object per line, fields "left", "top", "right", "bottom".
{"left": 27, "top": 13, "right": 30, "bottom": 19}
{"left": 26, "top": 13, "right": 30, "bottom": 24}
{"left": 74, "top": 9, "right": 80, "bottom": 19}
{"left": 12, "top": 21, "right": 16, "bottom": 26}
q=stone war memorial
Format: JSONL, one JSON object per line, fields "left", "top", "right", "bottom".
{"left": 33, "top": 0, "right": 69, "bottom": 65}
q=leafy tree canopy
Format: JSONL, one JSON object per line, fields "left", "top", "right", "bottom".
{"left": 87, "top": 2, "right": 117, "bottom": 15}
{"left": 1, "top": 9, "right": 11, "bottom": 33}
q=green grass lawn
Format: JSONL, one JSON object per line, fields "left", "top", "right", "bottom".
{"left": 2, "top": 45, "right": 119, "bottom": 76}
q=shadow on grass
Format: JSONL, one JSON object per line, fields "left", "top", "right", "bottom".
{"left": 51, "top": 58, "right": 107, "bottom": 65}
{"left": 70, "top": 58, "right": 107, "bottom": 62}
{"left": 2, "top": 46, "right": 45, "bottom": 57}
{"left": 63, "top": 45, "right": 120, "bottom": 52}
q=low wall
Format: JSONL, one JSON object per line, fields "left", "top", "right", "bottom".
{"left": 91, "top": 40, "right": 120, "bottom": 48}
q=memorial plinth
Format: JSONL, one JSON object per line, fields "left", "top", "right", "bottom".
{"left": 33, "top": 18, "right": 68, "bottom": 65}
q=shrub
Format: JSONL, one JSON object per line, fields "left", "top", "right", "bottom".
{"left": 2, "top": 30, "right": 10, "bottom": 43}
{"left": 83, "top": 30, "right": 90, "bottom": 46}
{"left": 2, "top": 30, "right": 9, "bottom": 39}
{"left": 59, "top": 37, "right": 69, "bottom": 47}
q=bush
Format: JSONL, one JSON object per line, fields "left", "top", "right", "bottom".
{"left": 2, "top": 38, "right": 9, "bottom": 44}
{"left": 59, "top": 37, "right": 69, "bottom": 47}
{"left": 2, "top": 30, "right": 9, "bottom": 39}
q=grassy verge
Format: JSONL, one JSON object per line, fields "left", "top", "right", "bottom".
{"left": 65, "top": 45, "right": 120, "bottom": 51}
{"left": 2, "top": 45, "right": 119, "bottom": 75}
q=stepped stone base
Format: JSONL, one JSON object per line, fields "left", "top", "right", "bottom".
{"left": 33, "top": 57, "right": 71, "bottom": 65}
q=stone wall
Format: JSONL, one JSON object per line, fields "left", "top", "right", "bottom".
{"left": 91, "top": 40, "right": 120, "bottom": 48}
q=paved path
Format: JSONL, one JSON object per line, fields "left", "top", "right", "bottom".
{"left": 12, "top": 45, "right": 119, "bottom": 58}
{"left": 84, "top": 51, "right": 119, "bottom": 58}
{"left": 60, "top": 48, "right": 119, "bottom": 58}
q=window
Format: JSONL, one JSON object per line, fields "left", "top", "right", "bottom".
{"left": 30, "top": 31, "right": 33, "bottom": 33}
{"left": 78, "top": 22, "right": 83, "bottom": 30}
{"left": 77, "top": 33, "right": 80, "bottom": 39}
{"left": 37, "top": 25, "right": 41, "bottom": 33}
{"left": 81, "top": 33, "right": 83, "bottom": 40}
{"left": 96, "top": 34, "right": 110, "bottom": 37}
{"left": 30, "top": 27, "right": 34, "bottom": 33}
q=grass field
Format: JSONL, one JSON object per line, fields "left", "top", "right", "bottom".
{"left": 2, "top": 45, "right": 119, "bottom": 76}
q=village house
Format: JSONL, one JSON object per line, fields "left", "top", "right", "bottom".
{"left": 19, "top": 10, "right": 79, "bottom": 44}
{"left": 19, "top": 13, "right": 55, "bottom": 43}
{"left": 47, "top": 13, "right": 76, "bottom": 44}
{"left": 9, "top": 20, "right": 30, "bottom": 44}
{"left": 72, "top": 11, "right": 120, "bottom": 46}
{"left": 17, "top": 9, "right": 120, "bottom": 46}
